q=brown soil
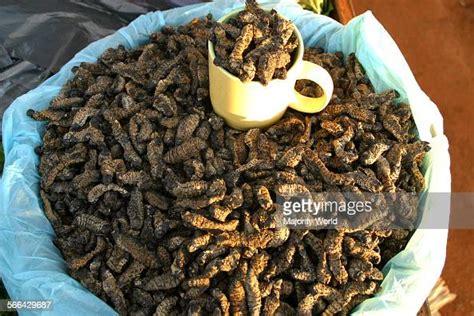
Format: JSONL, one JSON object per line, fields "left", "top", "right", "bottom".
{"left": 353, "top": 1, "right": 474, "bottom": 314}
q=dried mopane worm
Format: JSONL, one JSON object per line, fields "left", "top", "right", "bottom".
{"left": 30, "top": 9, "right": 428, "bottom": 315}
{"left": 211, "top": 0, "right": 297, "bottom": 84}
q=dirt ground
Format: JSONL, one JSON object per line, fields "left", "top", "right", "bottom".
{"left": 353, "top": 0, "right": 474, "bottom": 314}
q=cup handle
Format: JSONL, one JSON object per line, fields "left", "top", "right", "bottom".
{"left": 289, "top": 60, "right": 334, "bottom": 113}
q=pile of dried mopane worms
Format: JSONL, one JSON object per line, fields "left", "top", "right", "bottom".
{"left": 212, "top": 0, "right": 297, "bottom": 84}
{"left": 28, "top": 11, "right": 430, "bottom": 316}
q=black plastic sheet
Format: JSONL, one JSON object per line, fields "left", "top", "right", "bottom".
{"left": 0, "top": 0, "right": 209, "bottom": 133}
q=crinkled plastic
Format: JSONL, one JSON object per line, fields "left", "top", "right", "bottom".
{"left": 0, "top": 0, "right": 209, "bottom": 132}
{"left": 0, "top": 1, "right": 451, "bottom": 315}
{"left": 0, "top": 0, "right": 210, "bottom": 73}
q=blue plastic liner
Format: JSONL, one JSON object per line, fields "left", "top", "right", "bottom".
{"left": 0, "top": 1, "right": 450, "bottom": 315}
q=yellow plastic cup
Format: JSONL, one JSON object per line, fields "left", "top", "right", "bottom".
{"left": 208, "top": 10, "right": 334, "bottom": 130}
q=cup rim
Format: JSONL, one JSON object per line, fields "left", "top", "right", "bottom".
{"left": 208, "top": 8, "right": 304, "bottom": 84}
